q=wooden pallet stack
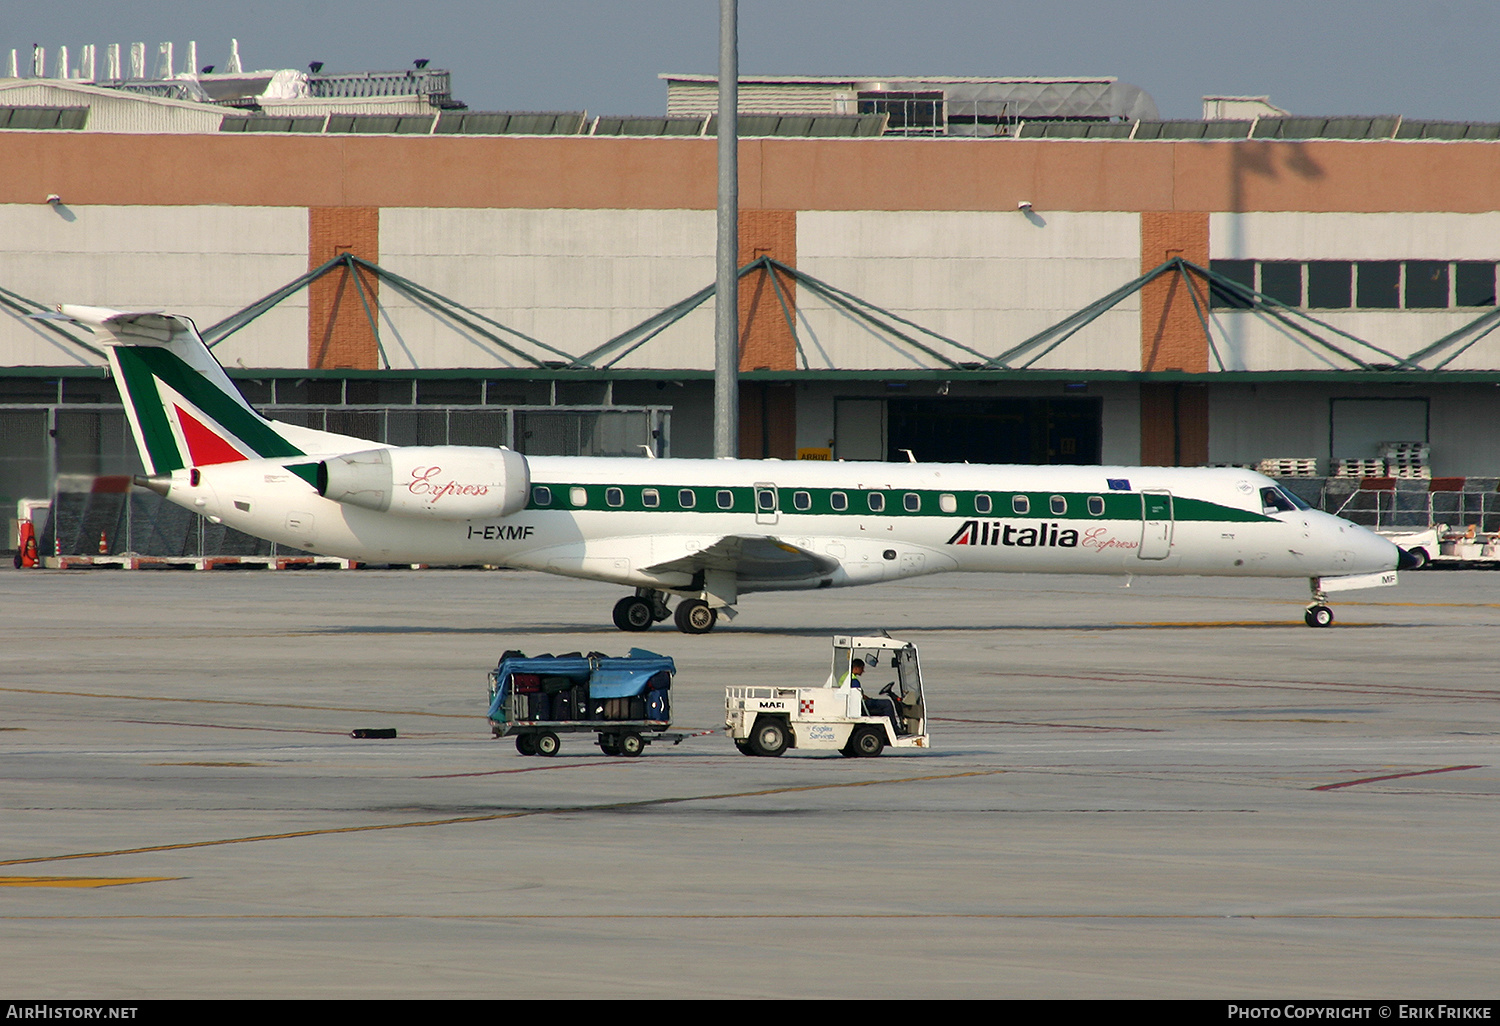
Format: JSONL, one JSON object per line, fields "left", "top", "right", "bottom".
{"left": 1255, "top": 457, "right": 1320, "bottom": 478}
{"left": 1379, "top": 441, "right": 1432, "bottom": 479}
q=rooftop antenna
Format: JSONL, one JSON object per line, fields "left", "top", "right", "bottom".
{"left": 713, "top": 0, "right": 739, "bottom": 459}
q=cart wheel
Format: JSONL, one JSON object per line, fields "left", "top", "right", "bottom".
{"left": 750, "top": 717, "right": 788, "bottom": 757}
{"left": 515, "top": 734, "right": 538, "bottom": 756}
{"left": 619, "top": 732, "right": 645, "bottom": 757}
{"left": 535, "top": 732, "right": 561, "bottom": 757}
{"left": 733, "top": 739, "right": 756, "bottom": 756}
{"left": 598, "top": 734, "right": 621, "bottom": 756}
{"left": 850, "top": 726, "right": 885, "bottom": 758}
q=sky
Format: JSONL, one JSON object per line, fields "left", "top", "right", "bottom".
{"left": 4, "top": 0, "right": 1499, "bottom": 123}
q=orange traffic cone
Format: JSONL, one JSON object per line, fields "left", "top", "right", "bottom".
{"left": 98, "top": 531, "right": 108, "bottom": 554}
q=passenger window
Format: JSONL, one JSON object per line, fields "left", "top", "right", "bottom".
{"left": 974, "top": 494, "right": 992, "bottom": 514}
{"left": 570, "top": 486, "right": 588, "bottom": 507}
{"left": 1012, "top": 495, "right": 1030, "bottom": 515}
{"left": 756, "top": 488, "right": 776, "bottom": 511}
{"left": 1087, "top": 496, "right": 1105, "bottom": 516}
{"left": 679, "top": 489, "right": 696, "bottom": 509}
{"left": 717, "top": 489, "right": 735, "bottom": 510}
{"left": 532, "top": 486, "right": 551, "bottom": 506}
{"left": 606, "top": 487, "right": 624, "bottom": 508}
{"left": 939, "top": 493, "right": 957, "bottom": 514}
{"left": 1050, "top": 495, "right": 1067, "bottom": 515}
{"left": 868, "top": 492, "right": 886, "bottom": 512}
{"left": 903, "top": 492, "right": 921, "bottom": 512}
{"left": 793, "top": 490, "right": 812, "bottom": 511}
{"left": 642, "top": 488, "right": 659, "bottom": 508}
{"left": 830, "top": 491, "right": 848, "bottom": 511}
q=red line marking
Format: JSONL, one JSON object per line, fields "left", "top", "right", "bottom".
{"left": 1313, "top": 764, "right": 1483, "bottom": 791}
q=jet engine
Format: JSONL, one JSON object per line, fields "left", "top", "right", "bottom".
{"left": 317, "top": 446, "right": 530, "bottom": 520}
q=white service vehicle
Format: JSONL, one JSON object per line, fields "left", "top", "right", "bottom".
{"left": 725, "top": 634, "right": 930, "bottom": 757}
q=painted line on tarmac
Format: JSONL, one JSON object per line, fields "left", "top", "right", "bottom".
{"left": 0, "top": 684, "right": 469, "bottom": 719}
{"left": 4, "top": 911, "right": 1498, "bottom": 922}
{"left": 1023, "top": 670, "right": 1500, "bottom": 702}
{"left": 0, "top": 768, "right": 1005, "bottom": 869}
{"left": 0, "top": 876, "right": 179, "bottom": 888}
{"left": 1312, "top": 764, "right": 1484, "bottom": 791}
{"left": 932, "top": 716, "right": 1164, "bottom": 733}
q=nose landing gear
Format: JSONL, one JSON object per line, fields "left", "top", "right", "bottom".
{"left": 1305, "top": 580, "right": 1334, "bottom": 628}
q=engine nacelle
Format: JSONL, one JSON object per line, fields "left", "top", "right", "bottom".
{"left": 318, "top": 446, "right": 530, "bottom": 520}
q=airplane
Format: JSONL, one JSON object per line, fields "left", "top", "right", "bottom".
{"left": 52, "top": 304, "right": 1417, "bottom": 634}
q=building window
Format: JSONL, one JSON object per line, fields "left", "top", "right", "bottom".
{"left": 1209, "top": 260, "right": 1255, "bottom": 309}
{"left": 1260, "top": 261, "right": 1302, "bottom": 306}
{"left": 1356, "top": 261, "right": 1401, "bottom": 308}
{"left": 1307, "top": 261, "right": 1353, "bottom": 308}
{"left": 1405, "top": 261, "right": 1449, "bottom": 309}
{"left": 1456, "top": 262, "right": 1498, "bottom": 307}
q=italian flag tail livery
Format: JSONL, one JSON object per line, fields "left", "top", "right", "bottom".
{"left": 55, "top": 306, "right": 306, "bottom": 473}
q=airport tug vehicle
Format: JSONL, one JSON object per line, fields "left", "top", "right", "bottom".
{"left": 725, "top": 635, "right": 930, "bottom": 757}
{"left": 488, "top": 649, "right": 684, "bottom": 757}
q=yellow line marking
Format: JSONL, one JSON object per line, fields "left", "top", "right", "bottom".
{"left": 0, "top": 876, "right": 179, "bottom": 889}
{"left": 0, "top": 769, "right": 1004, "bottom": 868}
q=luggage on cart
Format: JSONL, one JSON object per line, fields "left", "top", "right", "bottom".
{"left": 486, "top": 648, "right": 680, "bottom": 757}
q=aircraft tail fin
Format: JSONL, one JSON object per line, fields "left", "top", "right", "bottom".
{"left": 48, "top": 305, "right": 305, "bottom": 474}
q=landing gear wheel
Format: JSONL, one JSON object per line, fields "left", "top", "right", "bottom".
{"left": 535, "top": 731, "right": 561, "bottom": 757}
{"left": 613, "top": 596, "right": 655, "bottom": 632}
{"left": 1305, "top": 604, "right": 1335, "bottom": 628}
{"left": 849, "top": 726, "right": 885, "bottom": 758}
{"left": 618, "top": 732, "right": 645, "bottom": 758}
{"left": 515, "top": 734, "right": 538, "bottom": 756}
{"left": 749, "top": 717, "right": 788, "bottom": 757}
{"left": 674, "top": 598, "right": 718, "bottom": 634}
{"left": 598, "top": 734, "right": 621, "bottom": 756}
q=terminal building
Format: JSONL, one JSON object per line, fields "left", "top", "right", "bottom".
{"left": 3, "top": 46, "right": 1500, "bottom": 543}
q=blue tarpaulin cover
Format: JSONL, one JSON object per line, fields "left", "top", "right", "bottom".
{"left": 487, "top": 649, "right": 674, "bottom": 720}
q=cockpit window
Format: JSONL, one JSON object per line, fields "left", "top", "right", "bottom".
{"left": 1260, "top": 486, "right": 1308, "bottom": 513}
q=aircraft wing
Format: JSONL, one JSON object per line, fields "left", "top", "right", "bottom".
{"left": 642, "top": 535, "right": 841, "bottom": 583}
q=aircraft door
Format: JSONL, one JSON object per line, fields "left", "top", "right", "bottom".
{"left": 754, "top": 483, "right": 779, "bottom": 525}
{"left": 1138, "top": 490, "right": 1173, "bottom": 560}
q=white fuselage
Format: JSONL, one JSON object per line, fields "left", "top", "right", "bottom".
{"left": 165, "top": 455, "right": 1400, "bottom": 594}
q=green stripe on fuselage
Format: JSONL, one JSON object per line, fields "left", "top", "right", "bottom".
{"left": 525, "top": 483, "right": 1272, "bottom": 523}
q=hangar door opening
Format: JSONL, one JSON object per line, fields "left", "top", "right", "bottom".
{"left": 883, "top": 397, "right": 1102, "bottom": 465}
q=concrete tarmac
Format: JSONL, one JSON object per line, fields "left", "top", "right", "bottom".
{"left": 1, "top": 566, "right": 1497, "bottom": 999}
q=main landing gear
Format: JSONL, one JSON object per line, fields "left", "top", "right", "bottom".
{"left": 1305, "top": 580, "right": 1334, "bottom": 628}
{"left": 612, "top": 589, "right": 724, "bottom": 635}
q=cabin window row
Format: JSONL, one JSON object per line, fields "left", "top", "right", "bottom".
{"left": 531, "top": 485, "right": 1112, "bottom": 517}
{"left": 1210, "top": 259, "right": 1499, "bottom": 310}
